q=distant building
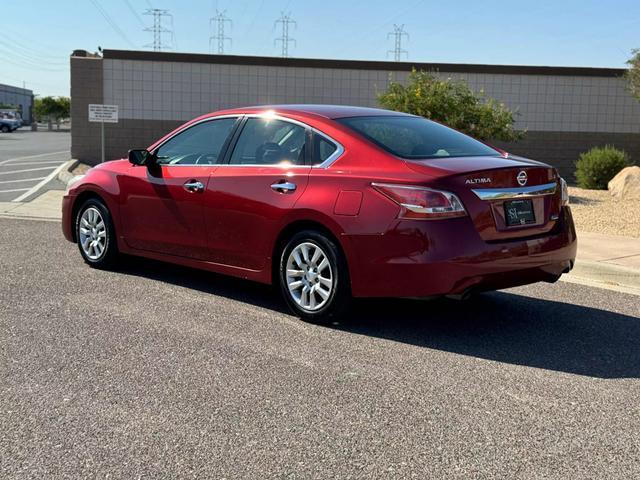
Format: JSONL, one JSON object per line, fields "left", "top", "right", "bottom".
{"left": 70, "top": 49, "right": 640, "bottom": 180}
{"left": 0, "top": 83, "right": 34, "bottom": 124}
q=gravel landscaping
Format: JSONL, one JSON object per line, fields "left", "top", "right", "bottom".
{"left": 569, "top": 187, "right": 640, "bottom": 238}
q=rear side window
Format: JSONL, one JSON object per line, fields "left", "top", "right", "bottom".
{"left": 313, "top": 136, "right": 338, "bottom": 165}
{"left": 336, "top": 116, "right": 499, "bottom": 160}
{"left": 229, "top": 118, "right": 307, "bottom": 165}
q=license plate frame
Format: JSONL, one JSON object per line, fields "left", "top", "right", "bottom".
{"left": 504, "top": 199, "right": 536, "bottom": 226}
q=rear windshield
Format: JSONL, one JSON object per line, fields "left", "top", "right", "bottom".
{"left": 336, "top": 115, "right": 500, "bottom": 159}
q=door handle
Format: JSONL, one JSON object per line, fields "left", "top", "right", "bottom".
{"left": 184, "top": 180, "right": 205, "bottom": 193}
{"left": 270, "top": 181, "right": 297, "bottom": 193}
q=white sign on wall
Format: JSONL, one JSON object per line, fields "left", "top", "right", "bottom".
{"left": 88, "top": 104, "right": 119, "bottom": 123}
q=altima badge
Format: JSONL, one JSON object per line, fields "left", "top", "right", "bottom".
{"left": 465, "top": 177, "right": 491, "bottom": 185}
{"left": 517, "top": 171, "right": 528, "bottom": 186}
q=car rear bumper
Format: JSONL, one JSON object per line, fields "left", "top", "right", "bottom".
{"left": 346, "top": 206, "right": 577, "bottom": 298}
{"left": 61, "top": 194, "right": 75, "bottom": 242}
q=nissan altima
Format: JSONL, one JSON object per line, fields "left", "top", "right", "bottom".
{"left": 62, "top": 105, "right": 577, "bottom": 322}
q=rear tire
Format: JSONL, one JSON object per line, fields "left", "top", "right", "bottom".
{"left": 0, "top": 125, "right": 9, "bottom": 133}
{"left": 75, "top": 198, "right": 119, "bottom": 269}
{"left": 279, "top": 230, "right": 351, "bottom": 324}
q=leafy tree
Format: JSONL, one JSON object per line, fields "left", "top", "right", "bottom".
{"left": 627, "top": 49, "right": 640, "bottom": 101}
{"left": 378, "top": 70, "right": 524, "bottom": 142}
{"left": 34, "top": 96, "right": 70, "bottom": 129}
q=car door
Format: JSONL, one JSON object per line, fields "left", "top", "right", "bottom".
{"left": 120, "top": 117, "right": 238, "bottom": 260}
{"left": 204, "top": 116, "right": 311, "bottom": 270}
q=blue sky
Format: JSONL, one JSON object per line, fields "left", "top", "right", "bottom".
{"left": 2, "top": 0, "right": 639, "bottom": 96}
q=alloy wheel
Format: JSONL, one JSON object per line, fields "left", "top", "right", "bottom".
{"left": 79, "top": 207, "right": 107, "bottom": 260}
{"left": 285, "top": 242, "right": 334, "bottom": 311}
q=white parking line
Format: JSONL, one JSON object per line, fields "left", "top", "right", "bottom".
{"left": 0, "top": 187, "right": 29, "bottom": 194}
{"left": 12, "top": 160, "right": 72, "bottom": 202}
{"left": 0, "top": 166, "right": 58, "bottom": 176}
{"left": 0, "top": 176, "right": 47, "bottom": 184}
{"left": 0, "top": 150, "right": 68, "bottom": 166}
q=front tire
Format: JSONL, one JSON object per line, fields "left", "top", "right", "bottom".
{"left": 75, "top": 198, "right": 118, "bottom": 269}
{"left": 279, "top": 230, "right": 351, "bottom": 323}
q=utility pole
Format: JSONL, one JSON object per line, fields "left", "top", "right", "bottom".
{"left": 387, "top": 24, "right": 409, "bottom": 61}
{"left": 144, "top": 8, "right": 173, "bottom": 51}
{"left": 274, "top": 13, "right": 296, "bottom": 58}
{"left": 210, "top": 10, "right": 232, "bottom": 54}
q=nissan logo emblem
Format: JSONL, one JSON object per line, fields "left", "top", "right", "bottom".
{"left": 517, "top": 171, "right": 528, "bottom": 186}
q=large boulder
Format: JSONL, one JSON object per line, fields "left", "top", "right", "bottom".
{"left": 608, "top": 166, "right": 640, "bottom": 200}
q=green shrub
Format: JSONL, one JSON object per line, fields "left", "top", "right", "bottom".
{"left": 575, "top": 146, "right": 631, "bottom": 190}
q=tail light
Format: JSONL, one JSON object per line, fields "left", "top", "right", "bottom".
{"left": 560, "top": 178, "right": 569, "bottom": 206}
{"left": 372, "top": 183, "right": 467, "bottom": 220}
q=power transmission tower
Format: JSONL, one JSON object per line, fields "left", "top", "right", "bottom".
{"left": 210, "top": 10, "right": 232, "bottom": 54}
{"left": 274, "top": 13, "right": 296, "bottom": 58}
{"left": 387, "top": 24, "right": 409, "bottom": 61}
{"left": 144, "top": 8, "right": 173, "bottom": 51}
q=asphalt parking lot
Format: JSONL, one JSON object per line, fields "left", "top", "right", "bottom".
{"left": 1, "top": 217, "right": 639, "bottom": 478}
{"left": 0, "top": 130, "right": 70, "bottom": 202}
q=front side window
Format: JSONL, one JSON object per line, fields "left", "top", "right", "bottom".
{"left": 336, "top": 116, "right": 500, "bottom": 160}
{"left": 155, "top": 118, "right": 236, "bottom": 165}
{"left": 229, "top": 118, "right": 307, "bottom": 165}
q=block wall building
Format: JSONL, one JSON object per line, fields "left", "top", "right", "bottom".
{"left": 70, "top": 49, "right": 640, "bottom": 179}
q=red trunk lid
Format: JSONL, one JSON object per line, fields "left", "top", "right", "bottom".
{"left": 406, "top": 156, "right": 562, "bottom": 241}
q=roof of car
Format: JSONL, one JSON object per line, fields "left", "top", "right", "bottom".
{"left": 220, "top": 104, "right": 415, "bottom": 119}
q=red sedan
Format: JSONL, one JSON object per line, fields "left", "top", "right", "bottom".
{"left": 62, "top": 105, "right": 577, "bottom": 322}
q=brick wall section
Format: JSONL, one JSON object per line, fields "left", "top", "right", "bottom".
{"left": 103, "top": 119, "right": 182, "bottom": 160}
{"left": 70, "top": 50, "right": 640, "bottom": 181}
{"left": 495, "top": 132, "right": 640, "bottom": 181}
{"left": 70, "top": 56, "right": 103, "bottom": 161}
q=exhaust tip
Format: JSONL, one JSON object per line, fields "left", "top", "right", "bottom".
{"left": 446, "top": 289, "right": 474, "bottom": 302}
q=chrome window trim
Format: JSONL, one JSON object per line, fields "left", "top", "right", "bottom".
{"left": 150, "top": 112, "right": 345, "bottom": 169}
{"left": 311, "top": 129, "right": 345, "bottom": 169}
{"left": 471, "top": 182, "right": 557, "bottom": 200}
{"left": 214, "top": 163, "right": 312, "bottom": 169}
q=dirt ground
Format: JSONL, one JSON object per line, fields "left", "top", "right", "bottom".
{"left": 569, "top": 187, "right": 640, "bottom": 238}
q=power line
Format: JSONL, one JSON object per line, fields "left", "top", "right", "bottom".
{"left": 89, "top": 0, "right": 136, "bottom": 48}
{"left": 274, "top": 12, "right": 296, "bottom": 58}
{"left": 122, "top": 0, "right": 145, "bottom": 27}
{"left": 143, "top": 9, "right": 173, "bottom": 51}
{"left": 0, "top": 40, "right": 66, "bottom": 67}
{"left": 387, "top": 24, "right": 409, "bottom": 61}
{"left": 243, "top": 0, "right": 265, "bottom": 41}
{"left": 210, "top": 10, "right": 232, "bottom": 54}
{"left": 331, "top": 0, "right": 423, "bottom": 56}
{"left": 0, "top": 37, "right": 66, "bottom": 66}
{"left": 0, "top": 53, "right": 65, "bottom": 73}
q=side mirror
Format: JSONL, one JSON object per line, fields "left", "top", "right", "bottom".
{"left": 128, "top": 149, "right": 155, "bottom": 166}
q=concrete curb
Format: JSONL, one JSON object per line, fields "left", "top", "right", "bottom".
{"left": 0, "top": 214, "right": 61, "bottom": 223}
{"left": 562, "top": 259, "right": 640, "bottom": 296}
{"left": 57, "top": 159, "right": 80, "bottom": 186}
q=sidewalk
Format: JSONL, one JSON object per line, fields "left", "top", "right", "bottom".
{"left": 0, "top": 190, "right": 64, "bottom": 221}
{"left": 575, "top": 231, "right": 640, "bottom": 268}
{"left": 564, "top": 231, "right": 640, "bottom": 296}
